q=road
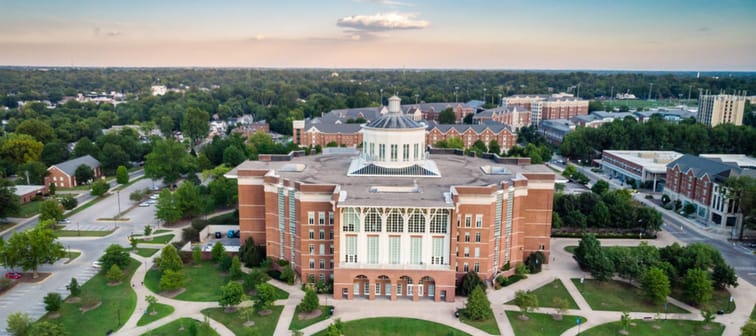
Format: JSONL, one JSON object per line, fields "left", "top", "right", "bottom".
{"left": 573, "top": 163, "right": 756, "bottom": 286}
{"left": 1, "top": 170, "right": 147, "bottom": 240}
{"left": 0, "top": 174, "right": 163, "bottom": 334}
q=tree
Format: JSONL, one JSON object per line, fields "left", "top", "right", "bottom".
{"left": 6, "top": 220, "right": 65, "bottom": 278}
{"left": 551, "top": 297, "right": 569, "bottom": 320}
{"left": 239, "top": 237, "right": 263, "bottom": 267}
{"left": 711, "top": 262, "right": 738, "bottom": 289}
{"left": 5, "top": 311, "right": 32, "bottom": 336}
{"left": 459, "top": 271, "right": 485, "bottom": 296}
{"left": 465, "top": 286, "right": 493, "bottom": 321}
{"left": 146, "top": 295, "right": 158, "bottom": 315}
{"left": 324, "top": 319, "right": 344, "bottom": 336}
{"left": 683, "top": 268, "right": 713, "bottom": 306}
{"left": 116, "top": 166, "right": 129, "bottom": 185}
{"left": 281, "top": 265, "right": 296, "bottom": 285}
{"left": 144, "top": 139, "right": 196, "bottom": 185}
{"left": 222, "top": 145, "right": 246, "bottom": 167}
{"left": 513, "top": 290, "right": 538, "bottom": 319}
{"left": 726, "top": 175, "right": 756, "bottom": 240}
{"left": 159, "top": 269, "right": 184, "bottom": 291}
{"left": 1, "top": 133, "right": 43, "bottom": 164}
{"left": 74, "top": 164, "right": 94, "bottom": 185}
{"left": 742, "top": 321, "right": 756, "bottom": 336}
{"left": 438, "top": 107, "right": 456, "bottom": 124}
{"left": 90, "top": 179, "right": 109, "bottom": 196}
{"left": 174, "top": 181, "right": 202, "bottom": 218}
{"left": 218, "top": 281, "right": 245, "bottom": 311}
{"left": 41, "top": 142, "right": 69, "bottom": 166}
{"left": 219, "top": 253, "right": 232, "bottom": 272}
{"left": 619, "top": 312, "right": 631, "bottom": 333}
{"left": 181, "top": 107, "right": 210, "bottom": 144}
{"left": 591, "top": 180, "right": 610, "bottom": 195}
{"left": 192, "top": 246, "right": 202, "bottom": 264}
{"left": 72, "top": 137, "right": 99, "bottom": 159}
{"left": 66, "top": 277, "right": 81, "bottom": 297}
{"left": 701, "top": 310, "right": 715, "bottom": 328}
{"left": 48, "top": 183, "right": 55, "bottom": 196}
{"left": 0, "top": 181, "right": 21, "bottom": 220}
{"left": 208, "top": 175, "right": 238, "bottom": 208}
{"left": 299, "top": 288, "right": 320, "bottom": 313}
{"left": 211, "top": 241, "right": 225, "bottom": 262}
{"left": 144, "top": 225, "right": 152, "bottom": 236}
{"left": 253, "top": 283, "right": 276, "bottom": 312}
{"left": 157, "top": 244, "right": 183, "bottom": 272}
{"left": 43, "top": 292, "right": 63, "bottom": 313}
{"left": 39, "top": 199, "right": 63, "bottom": 221}
{"left": 155, "top": 189, "right": 182, "bottom": 224}
{"left": 27, "top": 321, "right": 67, "bottom": 336}
{"left": 574, "top": 234, "right": 601, "bottom": 268}
{"left": 59, "top": 195, "right": 77, "bottom": 210}
{"left": 17, "top": 161, "right": 47, "bottom": 185}
{"left": 640, "top": 267, "right": 670, "bottom": 305}
{"left": 106, "top": 264, "right": 124, "bottom": 283}
{"left": 100, "top": 244, "right": 130, "bottom": 271}
{"left": 488, "top": 140, "right": 501, "bottom": 155}
{"left": 230, "top": 256, "right": 243, "bottom": 279}
{"left": 590, "top": 251, "right": 615, "bottom": 281}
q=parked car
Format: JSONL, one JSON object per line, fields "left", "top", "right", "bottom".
{"left": 138, "top": 202, "right": 150, "bottom": 207}
{"left": 146, "top": 200, "right": 157, "bottom": 205}
{"left": 57, "top": 219, "right": 71, "bottom": 224}
{"left": 92, "top": 261, "right": 102, "bottom": 268}
{"left": 4, "top": 272, "right": 22, "bottom": 280}
{"left": 149, "top": 194, "right": 159, "bottom": 200}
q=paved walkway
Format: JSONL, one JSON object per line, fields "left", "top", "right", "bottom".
{"left": 111, "top": 229, "right": 753, "bottom": 336}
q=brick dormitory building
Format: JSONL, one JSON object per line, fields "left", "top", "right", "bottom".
{"left": 227, "top": 96, "right": 555, "bottom": 302}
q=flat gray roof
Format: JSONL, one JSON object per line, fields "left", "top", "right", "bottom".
{"left": 228, "top": 153, "right": 552, "bottom": 207}
{"left": 13, "top": 185, "right": 45, "bottom": 196}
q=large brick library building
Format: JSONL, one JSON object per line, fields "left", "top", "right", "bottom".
{"left": 228, "top": 96, "right": 554, "bottom": 302}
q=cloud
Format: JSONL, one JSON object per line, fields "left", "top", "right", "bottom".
{"left": 337, "top": 12, "right": 429, "bottom": 32}
{"left": 357, "top": 0, "right": 414, "bottom": 7}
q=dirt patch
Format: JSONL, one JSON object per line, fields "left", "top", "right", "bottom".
{"left": 703, "top": 325, "right": 712, "bottom": 330}
{"left": 653, "top": 325, "right": 661, "bottom": 330}
{"left": 619, "top": 330, "right": 629, "bottom": 335}
{"left": 243, "top": 321, "right": 255, "bottom": 327}
{"left": 551, "top": 314, "right": 563, "bottom": 321}
{"left": 160, "top": 288, "right": 186, "bottom": 298}
{"left": 107, "top": 281, "right": 122, "bottom": 287}
{"left": 630, "top": 322, "right": 637, "bottom": 327}
{"left": 258, "top": 309, "right": 272, "bottom": 316}
{"left": 518, "top": 314, "right": 530, "bottom": 321}
{"left": 17, "top": 272, "right": 52, "bottom": 283}
{"left": 80, "top": 301, "right": 102, "bottom": 313}
{"left": 47, "top": 312, "right": 61, "bottom": 319}
{"left": 298, "top": 309, "right": 322, "bottom": 320}
{"left": 65, "top": 297, "right": 81, "bottom": 304}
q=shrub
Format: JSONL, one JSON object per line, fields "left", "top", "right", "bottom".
{"left": 230, "top": 256, "right": 243, "bottom": 278}
{"left": 219, "top": 253, "right": 232, "bottom": 272}
{"left": 501, "top": 262, "right": 511, "bottom": 271}
{"left": 277, "top": 258, "right": 290, "bottom": 267}
{"left": 458, "top": 271, "right": 486, "bottom": 296}
{"left": 298, "top": 289, "right": 320, "bottom": 313}
{"left": 60, "top": 195, "right": 78, "bottom": 210}
{"left": 43, "top": 292, "right": 63, "bottom": 313}
{"left": 498, "top": 274, "right": 525, "bottom": 287}
{"left": 144, "top": 225, "right": 152, "bottom": 236}
{"left": 211, "top": 242, "right": 225, "bottom": 262}
{"left": 100, "top": 244, "right": 130, "bottom": 271}
{"left": 525, "top": 251, "right": 545, "bottom": 274}
{"left": 281, "top": 266, "right": 296, "bottom": 285}
{"left": 105, "top": 264, "right": 124, "bottom": 283}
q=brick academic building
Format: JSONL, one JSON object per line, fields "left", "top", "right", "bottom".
{"left": 228, "top": 96, "right": 554, "bottom": 302}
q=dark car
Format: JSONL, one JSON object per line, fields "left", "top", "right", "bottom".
{"left": 5, "top": 272, "right": 22, "bottom": 280}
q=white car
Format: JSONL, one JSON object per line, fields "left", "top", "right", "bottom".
{"left": 138, "top": 202, "right": 150, "bottom": 207}
{"left": 146, "top": 200, "right": 157, "bottom": 205}
{"left": 149, "top": 194, "right": 159, "bottom": 200}
{"left": 92, "top": 261, "right": 102, "bottom": 268}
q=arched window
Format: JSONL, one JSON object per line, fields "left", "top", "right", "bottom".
{"left": 365, "top": 209, "right": 382, "bottom": 232}
{"left": 408, "top": 212, "right": 425, "bottom": 233}
{"left": 386, "top": 212, "right": 403, "bottom": 233}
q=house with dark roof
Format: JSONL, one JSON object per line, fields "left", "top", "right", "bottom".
{"left": 665, "top": 154, "right": 755, "bottom": 231}
{"left": 45, "top": 155, "right": 102, "bottom": 188}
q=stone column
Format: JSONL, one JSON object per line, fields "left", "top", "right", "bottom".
{"left": 390, "top": 280, "right": 397, "bottom": 301}
{"left": 368, "top": 281, "right": 375, "bottom": 300}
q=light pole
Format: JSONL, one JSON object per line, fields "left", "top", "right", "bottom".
{"left": 380, "top": 88, "right": 384, "bottom": 106}
{"left": 498, "top": 93, "right": 503, "bottom": 107}
{"left": 454, "top": 86, "right": 459, "bottom": 103}
{"left": 116, "top": 191, "right": 121, "bottom": 220}
{"left": 648, "top": 83, "right": 654, "bottom": 101}
{"left": 415, "top": 94, "right": 419, "bottom": 104}
{"left": 482, "top": 88, "right": 487, "bottom": 103}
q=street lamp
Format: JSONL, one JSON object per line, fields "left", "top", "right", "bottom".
{"left": 116, "top": 191, "right": 121, "bottom": 219}
{"left": 482, "top": 88, "right": 487, "bottom": 103}
{"left": 454, "top": 86, "right": 459, "bottom": 103}
{"left": 380, "top": 88, "right": 384, "bottom": 106}
{"left": 415, "top": 94, "right": 419, "bottom": 104}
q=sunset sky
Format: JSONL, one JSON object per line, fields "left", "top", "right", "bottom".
{"left": 1, "top": 0, "right": 754, "bottom": 70}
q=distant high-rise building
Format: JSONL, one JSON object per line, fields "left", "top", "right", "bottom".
{"left": 697, "top": 93, "right": 747, "bottom": 127}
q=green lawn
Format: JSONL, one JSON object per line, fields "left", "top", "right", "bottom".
{"left": 581, "top": 319, "right": 724, "bottom": 336}
{"left": 311, "top": 317, "right": 471, "bottom": 336}
{"left": 54, "top": 229, "right": 114, "bottom": 237}
{"left": 140, "top": 317, "right": 219, "bottom": 336}
{"left": 289, "top": 305, "right": 333, "bottom": 331}
{"left": 458, "top": 310, "right": 501, "bottom": 335}
{"left": 750, "top": 303, "right": 756, "bottom": 320}
{"left": 271, "top": 285, "right": 290, "bottom": 300}
{"left": 63, "top": 251, "right": 81, "bottom": 264}
{"left": 572, "top": 279, "right": 688, "bottom": 313}
{"left": 145, "top": 261, "right": 229, "bottom": 302}
{"left": 670, "top": 286, "right": 735, "bottom": 314}
{"left": 135, "top": 234, "right": 175, "bottom": 244}
{"left": 154, "top": 229, "right": 172, "bottom": 234}
{"left": 202, "top": 306, "right": 283, "bottom": 336}
{"left": 39, "top": 258, "right": 139, "bottom": 335}
{"left": 17, "top": 200, "right": 43, "bottom": 217}
{"left": 564, "top": 245, "right": 577, "bottom": 254}
{"left": 506, "top": 279, "right": 579, "bottom": 309}
{"left": 506, "top": 311, "right": 586, "bottom": 336}
{"left": 131, "top": 247, "right": 160, "bottom": 258}
{"left": 137, "top": 302, "right": 174, "bottom": 326}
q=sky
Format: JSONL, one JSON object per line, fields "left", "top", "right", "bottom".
{"left": 0, "top": 0, "right": 755, "bottom": 70}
